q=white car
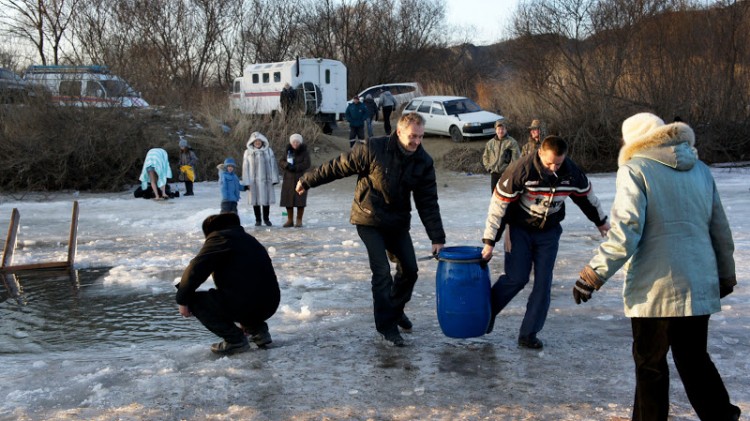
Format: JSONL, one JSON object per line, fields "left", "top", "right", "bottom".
{"left": 355, "top": 82, "right": 423, "bottom": 109}
{"left": 402, "top": 96, "right": 503, "bottom": 142}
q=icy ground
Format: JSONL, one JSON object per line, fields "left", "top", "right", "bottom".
{"left": 1, "top": 168, "right": 748, "bottom": 420}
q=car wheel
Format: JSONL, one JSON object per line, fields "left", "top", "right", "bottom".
{"left": 449, "top": 126, "right": 464, "bottom": 142}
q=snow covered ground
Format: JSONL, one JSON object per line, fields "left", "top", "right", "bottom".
{"left": 1, "top": 167, "right": 748, "bottom": 420}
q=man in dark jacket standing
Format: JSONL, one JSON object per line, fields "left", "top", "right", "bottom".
{"left": 296, "top": 113, "right": 446, "bottom": 346}
{"left": 176, "top": 213, "right": 280, "bottom": 355}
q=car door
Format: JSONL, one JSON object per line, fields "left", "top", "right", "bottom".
{"left": 427, "top": 101, "right": 451, "bottom": 136}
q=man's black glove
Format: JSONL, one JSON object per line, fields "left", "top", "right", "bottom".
{"left": 573, "top": 279, "right": 595, "bottom": 304}
{"left": 243, "top": 185, "right": 249, "bottom": 191}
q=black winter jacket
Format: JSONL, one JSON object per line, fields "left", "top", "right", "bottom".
{"left": 176, "top": 214, "right": 280, "bottom": 318}
{"left": 300, "top": 134, "right": 446, "bottom": 244}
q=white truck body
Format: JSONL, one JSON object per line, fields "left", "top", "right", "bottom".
{"left": 230, "top": 58, "right": 347, "bottom": 124}
{"left": 23, "top": 65, "right": 148, "bottom": 108}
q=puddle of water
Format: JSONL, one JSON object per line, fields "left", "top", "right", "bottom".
{"left": 1, "top": 268, "right": 211, "bottom": 354}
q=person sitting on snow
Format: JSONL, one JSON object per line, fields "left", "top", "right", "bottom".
{"left": 176, "top": 213, "right": 280, "bottom": 355}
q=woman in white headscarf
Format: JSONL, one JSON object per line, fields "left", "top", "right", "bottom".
{"left": 241, "top": 132, "right": 279, "bottom": 226}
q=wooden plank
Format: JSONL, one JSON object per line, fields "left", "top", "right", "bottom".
{"left": 2, "top": 208, "right": 20, "bottom": 268}
{"left": 1, "top": 261, "right": 71, "bottom": 272}
{"left": 67, "top": 201, "right": 79, "bottom": 266}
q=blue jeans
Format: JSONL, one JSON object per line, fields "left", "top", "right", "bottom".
{"left": 356, "top": 225, "right": 419, "bottom": 333}
{"left": 489, "top": 224, "right": 562, "bottom": 338}
{"left": 366, "top": 118, "right": 374, "bottom": 138}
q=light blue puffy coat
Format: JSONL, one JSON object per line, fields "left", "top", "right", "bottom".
{"left": 587, "top": 120, "right": 735, "bottom": 317}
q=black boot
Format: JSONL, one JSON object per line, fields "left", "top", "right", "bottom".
{"left": 253, "top": 205, "right": 262, "bottom": 226}
{"left": 263, "top": 206, "right": 272, "bottom": 226}
{"left": 184, "top": 181, "right": 194, "bottom": 196}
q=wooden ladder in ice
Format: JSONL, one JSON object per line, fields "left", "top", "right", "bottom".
{"left": 1, "top": 201, "right": 79, "bottom": 273}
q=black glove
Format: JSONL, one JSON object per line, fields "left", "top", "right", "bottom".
{"left": 573, "top": 279, "right": 595, "bottom": 304}
{"left": 720, "top": 284, "right": 733, "bottom": 298}
{"left": 243, "top": 185, "right": 249, "bottom": 191}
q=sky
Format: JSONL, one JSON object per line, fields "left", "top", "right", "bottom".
{"left": 444, "top": 0, "right": 521, "bottom": 45}
{"left": 0, "top": 139, "right": 748, "bottom": 419}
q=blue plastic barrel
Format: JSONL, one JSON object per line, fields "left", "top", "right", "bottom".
{"left": 436, "top": 246, "right": 491, "bottom": 338}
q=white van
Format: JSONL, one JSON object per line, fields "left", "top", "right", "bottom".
{"left": 23, "top": 65, "right": 148, "bottom": 108}
{"left": 230, "top": 58, "right": 347, "bottom": 132}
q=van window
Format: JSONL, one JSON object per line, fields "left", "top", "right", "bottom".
{"left": 84, "top": 81, "right": 104, "bottom": 97}
{"left": 273, "top": 72, "right": 281, "bottom": 83}
{"left": 262, "top": 73, "right": 269, "bottom": 83}
{"left": 233, "top": 80, "right": 240, "bottom": 93}
{"left": 325, "top": 69, "right": 330, "bottom": 84}
{"left": 252, "top": 74, "right": 259, "bottom": 84}
{"left": 60, "top": 81, "right": 81, "bottom": 97}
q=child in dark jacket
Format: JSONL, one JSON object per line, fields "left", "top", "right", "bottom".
{"left": 217, "top": 157, "right": 241, "bottom": 214}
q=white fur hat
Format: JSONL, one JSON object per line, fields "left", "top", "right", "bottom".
{"left": 289, "top": 133, "right": 303, "bottom": 144}
{"left": 621, "top": 113, "right": 665, "bottom": 146}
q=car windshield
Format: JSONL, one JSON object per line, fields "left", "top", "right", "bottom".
{"left": 443, "top": 98, "right": 482, "bottom": 115}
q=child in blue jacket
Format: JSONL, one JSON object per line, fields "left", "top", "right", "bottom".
{"left": 217, "top": 157, "right": 241, "bottom": 213}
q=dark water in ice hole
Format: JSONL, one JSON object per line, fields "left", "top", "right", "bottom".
{"left": 1, "top": 268, "right": 213, "bottom": 354}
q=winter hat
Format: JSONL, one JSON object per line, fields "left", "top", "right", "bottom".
{"left": 621, "top": 113, "right": 665, "bottom": 146}
{"left": 202, "top": 213, "right": 240, "bottom": 237}
{"left": 494, "top": 118, "right": 506, "bottom": 128}
{"left": 178, "top": 138, "right": 189, "bottom": 148}
{"left": 247, "top": 132, "right": 268, "bottom": 149}
{"left": 289, "top": 133, "right": 303, "bottom": 144}
{"left": 223, "top": 157, "right": 237, "bottom": 169}
{"left": 528, "top": 119, "right": 541, "bottom": 130}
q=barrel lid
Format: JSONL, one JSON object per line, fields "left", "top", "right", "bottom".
{"left": 438, "top": 246, "right": 483, "bottom": 261}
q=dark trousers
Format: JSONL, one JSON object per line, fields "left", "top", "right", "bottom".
{"left": 188, "top": 289, "right": 270, "bottom": 344}
{"left": 382, "top": 106, "right": 394, "bottom": 135}
{"left": 184, "top": 180, "right": 194, "bottom": 195}
{"left": 631, "top": 315, "right": 740, "bottom": 421}
{"left": 349, "top": 125, "right": 365, "bottom": 147}
{"left": 220, "top": 200, "right": 237, "bottom": 213}
{"left": 253, "top": 205, "right": 270, "bottom": 222}
{"left": 490, "top": 172, "right": 502, "bottom": 194}
{"left": 356, "top": 225, "right": 418, "bottom": 333}
{"left": 489, "top": 224, "right": 561, "bottom": 339}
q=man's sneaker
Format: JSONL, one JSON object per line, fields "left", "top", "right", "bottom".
{"left": 381, "top": 329, "right": 406, "bottom": 347}
{"left": 210, "top": 338, "right": 250, "bottom": 355}
{"left": 398, "top": 314, "right": 413, "bottom": 331}
{"left": 251, "top": 330, "right": 273, "bottom": 348}
{"left": 518, "top": 335, "right": 543, "bottom": 349}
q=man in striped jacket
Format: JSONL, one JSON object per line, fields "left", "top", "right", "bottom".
{"left": 481, "top": 135, "right": 610, "bottom": 349}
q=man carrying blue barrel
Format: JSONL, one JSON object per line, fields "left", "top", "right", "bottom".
{"left": 481, "top": 135, "right": 609, "bottom": 349}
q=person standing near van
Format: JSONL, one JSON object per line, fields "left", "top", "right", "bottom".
{"left": 178, "top": 137, "right": 198, "bottom": 196}
{"left": 242, "top": 132, "right": 279, "bottom": 226}
{"left": 345, "top": 95, "right": 368, "bottom": 147}
{"left": 280, "top": 83, "right": 297, "bottom": 118}
{"left": 379, "top": 87, "right": 397, "bottom": 135}
{"left": 363, "top": 94, "right": 378, "bottom": 138}
{"left": 482, "top": 118, "right": 521, "bottom": 193}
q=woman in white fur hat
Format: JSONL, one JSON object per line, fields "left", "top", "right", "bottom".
{"left": 575, "top": 112, "right": 740, "bottom": 420}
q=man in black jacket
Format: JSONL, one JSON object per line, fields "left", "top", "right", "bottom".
{"left": 176, "top": 213, "right": 280, "bottom": 355}
{"left": 296, "top": 113, "right": 446, "bottom": 346}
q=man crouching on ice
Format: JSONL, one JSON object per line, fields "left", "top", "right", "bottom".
{"left": 176, "top": 213, "right": 280, "bottom": 355}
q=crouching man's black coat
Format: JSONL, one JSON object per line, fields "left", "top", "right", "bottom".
{"left": 176, "top": 213, "right": 280, "bottom": 323}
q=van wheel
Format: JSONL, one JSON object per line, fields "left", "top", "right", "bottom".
{"left": 449, "top": 126, "right": 464, "bottom": 142}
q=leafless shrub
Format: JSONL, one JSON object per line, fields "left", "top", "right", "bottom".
{"left": 440, "top": 147, "right": 485, "bottom": 174}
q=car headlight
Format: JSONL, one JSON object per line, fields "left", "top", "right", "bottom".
{"left": 463, "top": 122, "right": 482, "bottom": 128}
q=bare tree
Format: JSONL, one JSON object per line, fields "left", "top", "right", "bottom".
{"left": 0, "top": 0, "right": 80, "bottom": 65}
